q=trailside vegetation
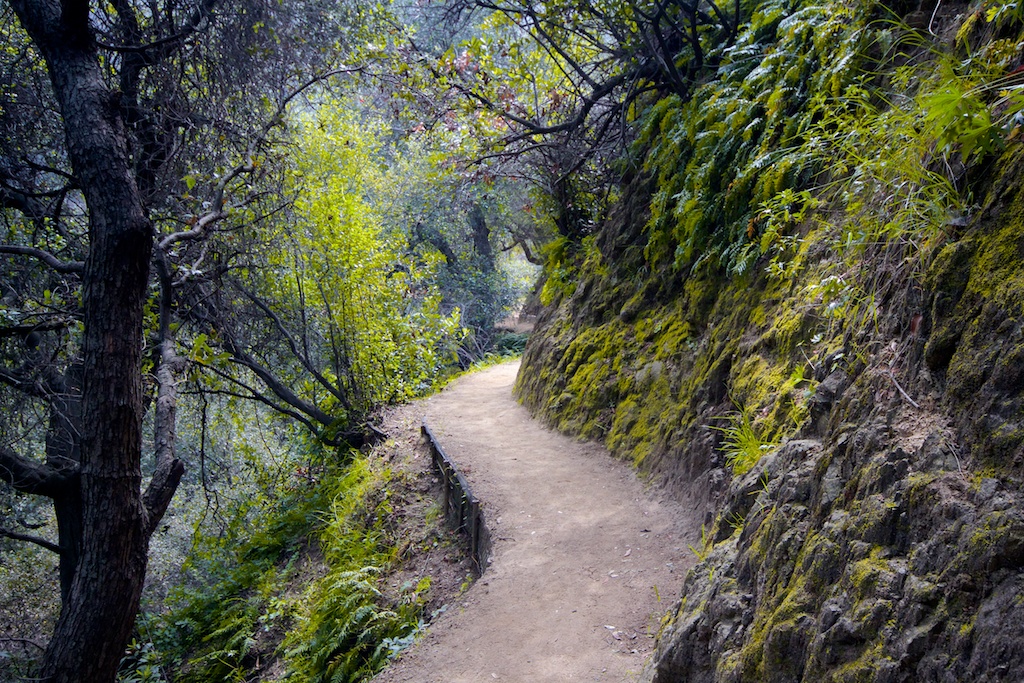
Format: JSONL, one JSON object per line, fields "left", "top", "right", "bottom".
{"left": 0, "top": 1, "right": 528, "bottom": 680}
{"left": 140, "top": 453, "right": 430, "bottom": 683}
{"left": 513, "top": 0, "right": 1024, "bottom": 679}
{"left": 4, "top": 0, "right": 1024, "bottom": 680}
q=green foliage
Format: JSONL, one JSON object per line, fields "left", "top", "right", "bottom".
{"left": 117, "top": 640, "right": 165, "bottom": 683}
{"left": 713, "top": 411, "right": 778, "bottom": 476}
{"left": 639, "top": 0, "right": 874, "bottom": 272}
{"left": 281, "top": 566, "right": 424, "bottom": 683}
{"left": 242, "top": 105, "right": 464, "bottom": 420}
{"left": 492, "top": 331, "right": 530, "bottom": 356}
{"left": 539, "top": 235, "right": 604, "bottom": 306}
{"left": 517, "top": 0, "right": 1024, "bottom": 491}
{"left": 922, "top": 73, "right": 1002, "bottom": 162}
{"left": 756, "top": 189, "right": 819, "bottom": 281}
{"left": 983, "top": 0, "right": 1024, "bottom": 27}
{"left": 359, "top": 115, "right": 538, "bottom": 359}
{"left": 279, "top": 460, "right": 427, "bottom": 683}
{"left": 131, "top": 454, "right": 425, "bottom": 683}
{"left": 144, "top": 481, "right": 319, "bottom": 682}
{"left": 0, "top": 528, "right": 60, "bottom": 678}
{"left": 637, "top": 0, "right": 1024, "bottom": 276}
{"left": 688, "top": 524, "right": 714, "bottom": 561}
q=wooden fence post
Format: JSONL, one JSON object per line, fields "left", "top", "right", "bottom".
{"left": 421, "top": 422, "right": 491, "bottom": 576}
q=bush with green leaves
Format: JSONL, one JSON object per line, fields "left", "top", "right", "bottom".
{"left": 125, "top": 455, "right": 426, "bottom": 683}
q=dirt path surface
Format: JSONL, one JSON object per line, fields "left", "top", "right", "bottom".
{"left": 373, "top": 361, "right": 699, "bottom": 683}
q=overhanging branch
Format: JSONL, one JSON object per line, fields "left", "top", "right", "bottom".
{"left": 0, "top": 445, "right": 73, "bottom": 497}
{"left": 235, "top": 283, "right": 354, "bottom": 412}
{"left": 0, "top": 245, "right": 84, "bottom": 274}
{"left": 0, "top": 526, "right": 61, "bottom": 554}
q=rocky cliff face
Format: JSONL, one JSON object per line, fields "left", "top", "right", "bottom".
{"left": 516, "top": 136, "right": 1024, "bottom": 680}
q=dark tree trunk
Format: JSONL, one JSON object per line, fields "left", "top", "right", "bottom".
{"left": 9, "top": 3, "right": 163, "bottom": 681}
{"left": 469, "top": 203, "right": 494, "bottom": 269}
{"left": 43, "top": 364, "right": 83, "bottom": 602}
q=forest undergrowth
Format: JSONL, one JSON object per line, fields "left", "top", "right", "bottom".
{"left": 117, "top": 404, "right": 476, "bottom": 683}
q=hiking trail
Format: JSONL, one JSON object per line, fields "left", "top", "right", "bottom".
{"left": 373, "top": 361, "right": 699, "bottom": 683}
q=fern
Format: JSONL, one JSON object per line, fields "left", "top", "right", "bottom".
{"left": 282, "top": 566, "right": 419, "bottom": 683}
{"left": 133, "top": 456, "right": 428, "bottom": 683}
{"left": 277, "top": 460, "right": 427, "bottom": 683}
{"left": 637, "top": 0, "right": 874, "bottom": 272}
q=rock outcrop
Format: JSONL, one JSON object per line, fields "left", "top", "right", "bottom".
{"left": 516, "top": 107, "right": 1024, "bottom": 683}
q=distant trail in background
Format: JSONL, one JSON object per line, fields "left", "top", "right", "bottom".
{"left": 372, "top": 361, "right": 698, "bottom": 683}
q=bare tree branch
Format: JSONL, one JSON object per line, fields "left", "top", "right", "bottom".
{"left": 142, "top": 252, "right": 185, "bottom": 537}
{"left": 0, "top": 637, "right": 47, "bottom": 652}
{"left": 0, "top": 367, "right": 48, "bottom": 399}
{"left": 195, "top": 381, "right": 327, "bottom": 437}
{"left": 0, "top": 445, "right": 72, "bottom": 497}
{"left": 0, "top": 321, "right": 75, "bottom": 338}
{"left": 0, "top": 185, "right": 48, "bottom": 219}
{"left": 100, "top": 0, "right": 220, "bottom": 59}
{"left": 235, "top": 284, "right": 354, "bottom": 412}
{"left": 157, "top": 66, "right": 364, "bottom": 251}
{"left": 0, "top": 526, "right": 61, "bottom": 553}
{"left": 0, "top": 245, "right": 84, "bottom": 274}
{"left": 225, "top": 345, "right": 336, "bottom": 427}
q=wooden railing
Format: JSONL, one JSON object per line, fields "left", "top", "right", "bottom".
{"left": 422, "top": 422, "right": 491, "bottom": 576}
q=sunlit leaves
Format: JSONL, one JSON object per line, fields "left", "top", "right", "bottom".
{"left": 256, "top": 105, "right": 462, "bottom": 415}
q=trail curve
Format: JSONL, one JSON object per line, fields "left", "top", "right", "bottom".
{"left": 373, "top": 361, "right": 697, "bottom": 683}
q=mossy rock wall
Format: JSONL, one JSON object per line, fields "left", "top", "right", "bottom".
{"left": 515, "top": 147, "right": 1024, "bottom": 680}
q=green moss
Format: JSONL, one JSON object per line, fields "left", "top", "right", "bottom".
{"left": 738, "top": 571, "right": 815, "bottom": 682}
{"left": 510, "top": 10, "right": 1024, "bottom": 683}
{"left": 750, "top": 304, "right": 768, "bottom": 327}
{"left": 928, "top": 149, "right": 1024, "bottom": 468}
{"left": 848, "top": 548, "right": 894, "bottom": 601}
{"left": 762, "top": 305, "right": 814, "bottom": 353}
{"left": 905, "top": 472, "right": 939, "bottom": 507}
{"left": 958, "top": 613, "right": 976, "bottom": 638}
{"left": 967, "top": 509, "right": 1018, "bottom": 556}
{"left": 847, "top": 494, "right": 901, "bottom": 545}
{"left": 796, "top": 530, "right": 843, "bottom": 592}
{"left": 715, "top": 650, "right": 743, "bottom": 679}
{"left": 730, "top": 356, "right": 772, "bottom": 407}
{"left": 831, "top": 641, "right": 896, "bottom": 683}
{"left": 962, "top": 189, "right": 1024, "bottom": 309}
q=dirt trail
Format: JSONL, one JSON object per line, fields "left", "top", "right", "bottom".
{"left": 373, "top": 361, "right": 698, "bottom": 683}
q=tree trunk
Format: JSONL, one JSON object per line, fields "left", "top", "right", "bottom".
{"left": 469, "top": 203, "right": 494, "bottom": 270}
{"left": 10, "top": 3, "right": 159, "bottom": 681}
{"left": 45, "top": 364, "right": 83, "bottom": 603}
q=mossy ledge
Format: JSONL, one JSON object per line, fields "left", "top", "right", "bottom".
{"left": 514, "top": 91, "right": 1024, "bottom": 683}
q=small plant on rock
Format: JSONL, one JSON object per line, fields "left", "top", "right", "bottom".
{"left": 714, "top": 411, "right": 777, "bottom": 476}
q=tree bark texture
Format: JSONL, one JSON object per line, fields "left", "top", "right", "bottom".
{"left": 8, "top": 2, "right": 163, "bottom": 681}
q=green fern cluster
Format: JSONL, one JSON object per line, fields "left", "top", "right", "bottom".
{"left": 638, "top": 0, "right": 1024, "bottom": 281}
{"left": 794, "top": 9, "right": 1024, "bottom": 292}
{"left": 130, "top": 456, "right": 426, "bottom": 683}
{"left": 281, "top": 567, "right": 423, "bottom": 683}
{"left": 280, "top": 459, "right": 427, "bottom": 683}
{"left": 639, "top": 0, "right": 874, "bottom": 273}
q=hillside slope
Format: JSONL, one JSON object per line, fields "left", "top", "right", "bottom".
{"left": 514, "top": 0, "right": 1024, "bottom": 679}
